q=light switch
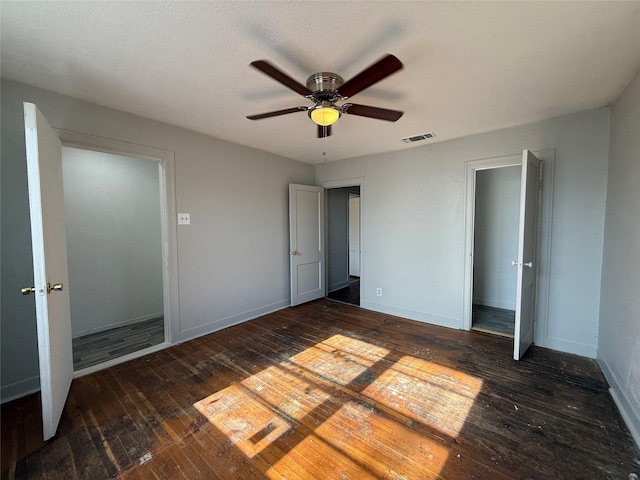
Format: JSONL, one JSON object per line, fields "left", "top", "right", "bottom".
{"left": 178, "top": 213, "right": 191, "bottom": 225}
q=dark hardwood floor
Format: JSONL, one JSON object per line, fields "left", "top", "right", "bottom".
{"left": 2, "top": 299, "right": 638, "bottom": 479}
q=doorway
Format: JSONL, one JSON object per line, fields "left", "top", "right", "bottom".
{"left": 56, "top": 129, "right": 178, "bottom": 375}
{"left": 471, "top": 166, "right": 521, "bottom": 337}
{"left": 62, "top": 147, "right": 165, "bottom": 370}
{"left": 326, "top": 185, "right": 361, "bottom": 306}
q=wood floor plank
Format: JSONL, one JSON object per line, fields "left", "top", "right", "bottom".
{"left": 2, "top": 299, "right": 638, "bottom": 479}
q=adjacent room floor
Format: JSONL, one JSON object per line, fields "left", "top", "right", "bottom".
{"left": 471, "top": 304, "right": 515, "bottom": 337}
{"left": 2, "top": 299, "right": 638, "bottom": 479}
{"left": 327, "top": 276, "right": 360, "bottom": 306}
{"left": 72, "top": 317, "right": 164, "bottom": 371}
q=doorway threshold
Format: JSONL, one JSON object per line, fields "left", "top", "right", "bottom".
{"left": 73, "top": 340, "right": 169, "bottom": 378}
{"left": 471, "top": 326, "right": 514, "bottom": 339}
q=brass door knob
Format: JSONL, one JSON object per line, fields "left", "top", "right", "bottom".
{"left": 47, "top": 283, "right": 63, "bottom": 293}
{"left": 20, "top": 283, "right": 63, "bottom": 295}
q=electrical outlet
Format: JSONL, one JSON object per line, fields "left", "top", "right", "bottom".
{"left": 376, "top": 287, "right": 382, "bottom": 297}
{"left": 178, "top": 213, "right": 191, "bottom": 225}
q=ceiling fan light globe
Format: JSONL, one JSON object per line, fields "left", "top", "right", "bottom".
{"left": 309, "top": 106, "right": 341, "bottom": 126}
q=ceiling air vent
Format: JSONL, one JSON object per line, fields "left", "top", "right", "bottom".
{"left": 401, "top": 132, "right": 435, "bottom": 143}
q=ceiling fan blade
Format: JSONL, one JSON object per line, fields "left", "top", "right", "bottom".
{"left": 343, "top": 103, "right": 403, "bottom": 122}
{"left": 246, "top": 107, "right": 307, "bottom": 120}
{"left": 337, "top": 54, "right": 403, "bottom": 99}
{"left": 317, "top": 124, "right": 332, "bottom": 138}
{"left": 250, "top": 60, "right": 313, "bottom": 97}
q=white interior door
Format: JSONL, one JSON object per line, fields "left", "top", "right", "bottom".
{"left": 23, "top": 102, "right": 74, "bottom": 440}
{"left": 289, "top": 184, "right": 325, "bottom": 306}
{"left": 513, "top": 149, "right": 542, "bottom": 360}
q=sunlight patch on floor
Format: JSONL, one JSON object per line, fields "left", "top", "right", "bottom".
{"left": 240, "top": 364, "right": 333, "bottom": 420}
{"left": 287, "top": 334, "right": 390, "bottom": 386}
{"left": 313, "top": 400, "right": 451, "bottom": 477}
{"left": 194, "top": 333, "right": 482, "bottom": 478}
{"left": 265, "top": 432, "right": 377, "bottom": 480}
{"left": 361, "top": 355, "right": 484, "bottom": 437}
{"left": 193, "top": 384, "right": 292, "bottom": 458}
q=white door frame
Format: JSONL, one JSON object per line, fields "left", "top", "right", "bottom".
{"left": 56, "top": 129, "right": 179, "bottom": 375}
{"left": 462, "top": 151, "right": 554, "bottom": 349}
{"left": 320, "top": 177, "right": 365, "bottom": 302}
{"left": 348, "top": 194, "right": 361, "bottom": 277}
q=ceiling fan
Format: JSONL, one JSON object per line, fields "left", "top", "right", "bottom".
{"left": 246, "top": 54, "right": 404, "bottom": 138}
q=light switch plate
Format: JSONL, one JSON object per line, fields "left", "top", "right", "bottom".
{"left": 178, "top": 213, "right": 191, "bottom": 225}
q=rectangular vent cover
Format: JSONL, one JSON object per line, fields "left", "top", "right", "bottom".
{"left": 402, "top": 132, "right": 435, "bottom": 143}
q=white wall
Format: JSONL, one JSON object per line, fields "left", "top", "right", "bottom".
{"left": 62, "top": 147, "right": 163, "bottom": 337}
{"left": 598, "top": 69, "right": 640, "bottom": 446}
{"left": 327, "top": 188, "right": 349, "bottom": 292}
{"left": 473, "top": 166, "right": 520, "bottom": 310}
{"left": 0, "top": 79, "right": 315, "bottom": 401}
{"left": 316, "top": 108, "right": 610, "bottom": 358}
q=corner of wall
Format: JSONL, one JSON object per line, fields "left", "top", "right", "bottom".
{"left": 598, "top": 351, "right": 640, "bottom": 449}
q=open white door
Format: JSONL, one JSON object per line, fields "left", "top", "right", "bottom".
{"left": 23, "top": 103, "right": 74, "bottom": 440}
{"left": 289, "top": 184, "right": 325, "bottom": 306}
{"left": 513, "top": 149, "right": 542, "bottom": 360}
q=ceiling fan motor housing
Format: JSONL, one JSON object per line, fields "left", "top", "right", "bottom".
{"left": 306, "top": 72, "right": 344, "bottom": 102}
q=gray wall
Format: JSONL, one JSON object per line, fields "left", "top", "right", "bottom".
{"left": 317, "top": 107, "right": 610, "bottom": 358}
{"left": 327, "top": 188, "right": 349, "bottom": 292}
{"left": 62, "top": 147, "right": 163, "bottom": 337}
{"left": 598, "top": 69, "right": 640, "bottom": 445}
{"left": 473, "top": 166, "right": 521, "bottom": 310}
{"left": 0, "top": 79, "right": 315, "bottom": 401}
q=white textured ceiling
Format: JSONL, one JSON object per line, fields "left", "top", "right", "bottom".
{"left": 2, "top": 1, "right": 639, "bottom": 164}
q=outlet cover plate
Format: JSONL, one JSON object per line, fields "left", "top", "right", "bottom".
{"left": 178, "top": 213, "right": 191, "bottom": 225}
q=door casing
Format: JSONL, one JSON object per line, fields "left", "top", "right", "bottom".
{"left": 320, "top": 178, "right": 365, "bottom": 304}
{"left": 56, "top": 130, "right": 179, "bottom": 375}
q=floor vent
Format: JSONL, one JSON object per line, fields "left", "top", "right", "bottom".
{"left": 401, "top": 132, "right": 435, "bottom": 143}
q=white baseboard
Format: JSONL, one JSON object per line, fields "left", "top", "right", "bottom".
{"left": 73, "top": 312, "right": 163, "bottom": 338}
{"left": 1, "top": 375, "right": 40, "bottom": 404}
{"left": 598, "top": 354, "right": 640, "bottom": 450}
{"left": 360, "top": 301, "right": 460, "bottom": 330}
{"left": 543, "top": 336, "right": 597, "bottom": 358}
{"left": 177, "top": 299, "right": 291, "bottom": 343}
